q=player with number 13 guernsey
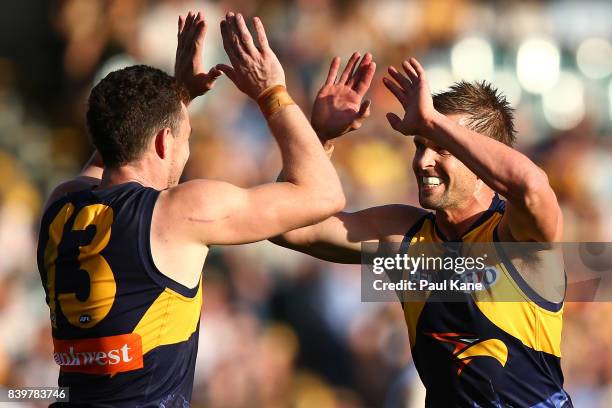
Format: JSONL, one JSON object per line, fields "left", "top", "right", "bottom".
{"left": 36, "top": 10, "right": 345, "bottom": 407}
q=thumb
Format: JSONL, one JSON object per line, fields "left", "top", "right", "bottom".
{"left": 215, "top": 63, "right": 236, "bottom": 83}
{"left": 386, "top": 112, "right": 403, "bottom": 133}
{"left": 357, "top": 99, "right": 371, "bottom": 119}
{"left": 208, "top": 67, "right": 223, "bottom": 79}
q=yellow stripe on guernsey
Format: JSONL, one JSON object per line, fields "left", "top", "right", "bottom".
{"left": 473, "top": 261, "right": 562, "bottom": 357}
{"left": 44, "top": 203, "right": 75, "bottom": 328}
{"left": 403, "top": 212, "right": 563, "bottom": 357}
{"left": 133, "top": 282, "right": 202, "bottom": 355}
{"left": 403, "top": 217, "right": 439, "bottom": 347}
{"left": 468, "top": 214, "right": 563, "bottom": 358}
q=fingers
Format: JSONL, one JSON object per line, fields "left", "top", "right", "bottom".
{"left": 338, "top": 52, "right": 360, "bottom": 85}
{"left": 357, "top": 99, "right": 371, "bottom": 119}
{"left": 410, "top": 57, "right": 427, "bottom": 79}
{"left": 178, "top": 11, "right": 202, "bottom": 48}
{"left": 185, "top": 12, "right": 198, "bottom": 41}
{"left": 402, "top": 60, "right": 418, "bottom": 82}
{"left": 388, "top": 66, "right": 412, "bottom": 91}
{"left": 253, "top": 17, "right": 270, "bottom": 52}
{"left": 347, "top": 53, "right": 371, "bottom": 88}
{"left": 386, "top": 112, "right": 403, "bottom": 133}
{"left": 194, "top": 18, "right": 207, "bottom": 48}
{"left": 353, "top": 58, "right": 376, "bottom": 97}
{"left": 220, "top": 19, "right": 241, "bottom": 65}
{"left": 178, "top": 15, "right": 185, "bottom": 36}
{"left": 221, "top": 12, "right": 259, "bottom": 65}
{"left": 177, "top": 12, "right": 192, "bottom": 45}
{"left": 197, "top": 68, "right": 223, "bottom": 92}
{"left": 325, "top": 57, "right": 341, "bottom": 86}
{"left": 226, "top": 12, "right": 246, "bottom": 59}
{"left": 234, "top": 13, "right": 258, "bottom": 56}
{"left": 207, "top": 67, "right": 223, "bottom": 80}
{"left": 383, "top": 77, "right": 408, "bottom": 105}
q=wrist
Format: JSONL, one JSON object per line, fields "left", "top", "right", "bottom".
{"left": 257, "top": 85, "right": 295, "bottom": 119}
{"left": 423, "top": 110, "right": 444, "bottom": 132}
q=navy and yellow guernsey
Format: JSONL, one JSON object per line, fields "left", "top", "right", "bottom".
{"left": 37, "top": 182, "right": 202, "bottom": 407}
{"left": 400, "top": 196, "right": 572, "bottom": 407}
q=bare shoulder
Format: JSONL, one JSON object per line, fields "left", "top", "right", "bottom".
{"left": 153, "top": 179, "right": 243, "bottom": 241}
{"left": 157, "top": 179, "right": 242, "bottom": 217}
{"left": 43, "top": 176, "right": 100, "bottom": 212}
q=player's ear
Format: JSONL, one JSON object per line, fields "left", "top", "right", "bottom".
{"left": 154, "top": 128, "right": 173, "bottom": 160}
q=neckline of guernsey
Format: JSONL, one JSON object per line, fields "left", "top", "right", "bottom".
{"left": 432, "top": 193, "right": 502, "bottom": 242}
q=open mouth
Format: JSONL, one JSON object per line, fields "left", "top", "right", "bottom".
{"left": 421, "top": 176, "right": 443, "bottom": 190}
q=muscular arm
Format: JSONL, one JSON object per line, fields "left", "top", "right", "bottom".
{"left": 161, "top": 13, "right": 344, "bottom": 246}
{"left": 384, "top": 57, "right": 562, "bottom": 243}
{"left": 269, "top": 53, "right": 426, "bottom": 263}
{"left": 163, "top": 103, "right": 345, "bottom": 246}
{"left": 425, "top": 113, "right": 561, "bottom": 242}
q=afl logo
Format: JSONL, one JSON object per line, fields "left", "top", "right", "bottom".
{"left": 79, "top": 314, "right": 91, "bottom": 324}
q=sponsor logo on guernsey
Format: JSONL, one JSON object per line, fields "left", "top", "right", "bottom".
{"left": 53, "top": 333, "right": 143, "bottom": 375}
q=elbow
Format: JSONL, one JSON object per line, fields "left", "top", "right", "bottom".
{"left": 521, "top": 168, "right": 551, "bottom": 208}
{"left": 326, "top": 188, "right": 347, "bottom": 215}
{"left": 333, "top": 190, "right": 347, "bottom": 213}
{"left": 521, "top": 170, "right": 563, "bottom": 242}
{"left": 312, "top": 188, "right": 346, "bottom": 220}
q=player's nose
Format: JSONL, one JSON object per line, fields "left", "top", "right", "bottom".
{"left": 413, "top": 146, "right": 437, "bottom": 170}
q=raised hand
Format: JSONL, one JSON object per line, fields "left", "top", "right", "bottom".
{"left": 311, "top": 53, "right": 375, "bottom": 143}
{"left": 216, "top": 13, "right": 285, "bottom": 100}
{"left": 383, "top": 58, "right": 436, "bottom": 136}
{"left": 175, "top": 11, "right": 222, "bottom": 100}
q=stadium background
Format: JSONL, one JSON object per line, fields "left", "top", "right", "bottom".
{"left": 0, "top": 0, "right": 611, "bottom": 406}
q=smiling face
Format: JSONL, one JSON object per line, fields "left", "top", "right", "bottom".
{"left": 412, "top": 114, "right": 480, "bottom": 211}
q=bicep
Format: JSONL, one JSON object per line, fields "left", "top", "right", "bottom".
{"left": 166, "top": 180, "right": 333, "bottom": 246}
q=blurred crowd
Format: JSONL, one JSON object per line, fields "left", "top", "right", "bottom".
{"left": 0, "top": 0, "right": 611, "bottom": 406}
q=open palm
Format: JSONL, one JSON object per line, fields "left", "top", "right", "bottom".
{"left": 311, "top": 53, "right": 376, "bottom": 142}
{"left": 175, "top": 11, "right": 222, "bottom": 100}
{"left": 383, "top": 57, "right": 435, "bottom": 136}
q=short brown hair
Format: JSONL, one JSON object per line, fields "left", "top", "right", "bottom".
{"left": 86, "top": 65, "right": 189, "bottom": 168}
{"left": 433, "top": 81, "right": 516, "bottom": 147}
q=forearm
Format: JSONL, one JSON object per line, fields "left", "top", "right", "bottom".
{"left": 425, "top": 112, "right": 547, "bottom": 201}
{"left": 267, "top": 104, "right": 343, "bottom": 203}
{"left": 269, "top": 213, "right": 362, "bottom": 264}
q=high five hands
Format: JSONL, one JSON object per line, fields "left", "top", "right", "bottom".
{"left": 174, "top": 10, "right": 435, "bottom": 136}
{"left": 216, "top": 12, "right": 286, "bottom": 99}
{"left": 311, "top": 53, "right": 376, "bottom": 144}
{"left": 175, "top": 11, "right": 284, "bottom": 101}
{"left": 383, "top": 58, "right": 437, "bottom": 136}
{"left": 175, "top": 11, "right": 222, "bottom": 101}
{"left": 312, "top": 55, "right": 437, "bottom": 142}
